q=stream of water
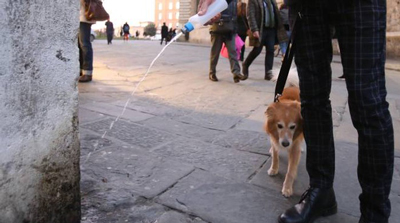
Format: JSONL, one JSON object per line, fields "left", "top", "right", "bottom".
{"left": 84, "top": 32, "right": 184, "bottom": 162}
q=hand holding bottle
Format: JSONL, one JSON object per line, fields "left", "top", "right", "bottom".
{"left": 198, "top": 0, "right": 215, "bottom": 16}
{"left": 181, "top": 0, "right": 228, "bottom": 33}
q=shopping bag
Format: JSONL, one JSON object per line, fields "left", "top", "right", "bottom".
{"left": 220, "top": 35, "right": 245, "bottom": 60}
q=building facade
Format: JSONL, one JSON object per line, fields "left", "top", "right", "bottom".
{"left": 155, "top": 0, "right": 181, "bottom": 30}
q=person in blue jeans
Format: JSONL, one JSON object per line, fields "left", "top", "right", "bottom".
{"left": 278, "top": 3, "right": 290, "bottom": 57}
{"left": 242, "top": 0, "right": 288, "bottom": 81}
{"left": 79, "top": 0, "right": 95, "bottom": 82}
{"left": 278, "top": 1, "right": 394, "bottom": 223}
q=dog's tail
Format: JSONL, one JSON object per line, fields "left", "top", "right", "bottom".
{"left": 271, "top": 67, "right": 299, "bottom": 88}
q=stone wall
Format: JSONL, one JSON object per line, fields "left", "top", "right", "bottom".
{"left": 0, "top": 0, "right": 81, "bottom": 222}
{"left": 387, "top": 0, "right": 400, "bottom": 32}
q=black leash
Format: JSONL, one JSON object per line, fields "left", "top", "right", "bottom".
{"left": 274, "top": 12, "right": 302, "bottom": 102}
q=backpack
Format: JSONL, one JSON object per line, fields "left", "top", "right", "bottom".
{"left": 123, "top": 24, "right": 129, "bottom": 32}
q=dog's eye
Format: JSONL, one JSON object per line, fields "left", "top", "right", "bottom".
{"left": 289, "top": 125, "right": 296, "bottom": 130}
{"left": 277, "top": 124, "right": 283, "bottom": 129}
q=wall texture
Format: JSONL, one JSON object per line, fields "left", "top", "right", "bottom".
{"left": 387, "top": 0, "right": 400, "bottom": 32}
{"left": 0, "top": 0, "right": 81, "bottom": 222}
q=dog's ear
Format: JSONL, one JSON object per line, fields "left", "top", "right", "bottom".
{"left": 265, "top": 105, "right": 275, "bottom": 118}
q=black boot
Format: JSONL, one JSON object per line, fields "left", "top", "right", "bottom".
{"left": 233, "top": 73, "right": 246, "bottom": 83}
{"left": 265, "top": 70, "right": 273, "bottom": 80}
{"left": 209, "top": 73, "right": 218, "bottom": 82}
{"left": 278, "top": 187, "right": 337, "bottom": 223}
{"left": 242, "top": 63, "right": 249, "bottom": 80}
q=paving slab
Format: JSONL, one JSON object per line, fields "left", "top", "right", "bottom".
{"left": 80, "top": 101, "right": 154, "bottom": 123}
{"left": 81, "top": 172, "right": 168, "bottom": 223}
{"left": 81, "top": 118, "right": 176, "bottom": 150}
{"left": 81, "top": 145, "right": 194, "bottom": 198}
{"left": 157, "top": 169, "right": 291, "bottom": 223}
{"left": 139, "top": 116, "right": 223, "bottom": 143}
{"left": 234, "top": 104, "right": 269, "bottom": 133}
{"left": 78, "top": 108, "right": 108, "bottom": 124}
{"left": 79, "top": 129, "right": 115, "bottom": 157}
{"left": 151, "top": 138, "right": 268, "bottom": 182}
{"left": 155, "top": 212, "right": 208, "bottom": 223}
{"left": 176, "top": 111, "right": 243, "bottom": 131}
{"left": 250, "top": 149, "right": 309, "bottom": 202}
{"left": 113, "top": 96, "right": 190, "bottom": 119}
{"left": 212, "top": 129, "right": 271, "bottom": 155}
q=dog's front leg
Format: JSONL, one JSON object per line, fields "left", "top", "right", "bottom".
{"left": 268, "top": 146, "right": 279, "bottom": 176}
{"left": 282, "top": 146, "right": 301, "bottom": 197}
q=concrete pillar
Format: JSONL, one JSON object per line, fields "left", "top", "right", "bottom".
{"left": 0, "top": 0, "right": 81, "bottom": 222}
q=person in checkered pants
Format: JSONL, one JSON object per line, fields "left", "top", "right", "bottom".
{"left": 278, "top": 1, "right": 394, "bottom": 223}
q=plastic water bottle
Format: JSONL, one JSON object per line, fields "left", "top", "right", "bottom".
{"left": 181, "top": 0, "right": 228, "bottom": 33}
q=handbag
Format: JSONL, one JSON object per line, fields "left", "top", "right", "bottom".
{"left": 220, "top": 35, "right": 244, "bottom": 60}
{"left": 85, "top": 0, "right": 109, "bottom": 21}
{"left": 210, "top": 19, "right": 235, "bottom": 34}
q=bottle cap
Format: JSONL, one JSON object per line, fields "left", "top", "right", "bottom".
{"left": 183, "top": 22, "right": 194, "bottom": 33}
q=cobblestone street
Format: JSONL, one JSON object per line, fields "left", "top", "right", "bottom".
{"left": 79, "top": 40, "right": 400, "bottom": 223}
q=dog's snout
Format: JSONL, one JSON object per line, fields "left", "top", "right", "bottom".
{"left": 281, "top": 140, "right": 290, "bottom": 147}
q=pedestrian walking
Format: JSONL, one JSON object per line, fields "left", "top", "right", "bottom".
{"left": 242, "top": 0, "right": 288, "bottom": 81}
{"left": 278, "top": 3, "right": 289, "bottom": 58}
{"left": 79, "top": 0, "right": 95, "bottom": 82}
{"left": 123, "top": 22, "right": 130, "bottom": 41}
{"left": 208, "top": 0, "right": 246, "bottom": 83}
{"left": 160, "top": 22, "right": 169, "bottom": 45}
{"left": 236, "top": 0, "right": 249, "bottom": 62}
{"left": 278, "top": 1, "right": 394, "bottom": 223}
{"left": 105, "top": 19, "right": 114, "bottom": 45}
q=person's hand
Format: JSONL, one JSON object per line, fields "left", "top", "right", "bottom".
{"left": 204, "top": 13, "right": 221, "bottom": 25}
{"left": 253, "top": 31, "right": 260, "bottom": 39}
{"left": 198, "top": 0, "right": 216, "bottom": 16}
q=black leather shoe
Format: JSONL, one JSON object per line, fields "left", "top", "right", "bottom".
{"left": 233, "top": 73, "right": 246, "bottom": 83}
{"left": 265, "top": 70, "right": 273, "bottom": 80}
{"left": 209, "top": 74, "right": 218, "bottom": 82}
{"left": 278, "top": 187, "right": 337, "bottom": 223}
{"left": 242, "top": 63, "right": 249, "bottom": 80}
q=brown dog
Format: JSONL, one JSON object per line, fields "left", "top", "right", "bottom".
{"left": 264, "top": 86, "right": 303, "bottom": 197}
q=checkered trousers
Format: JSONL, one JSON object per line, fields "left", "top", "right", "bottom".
{"left": 291, "top": 0, "right": 394, "bottom": 222}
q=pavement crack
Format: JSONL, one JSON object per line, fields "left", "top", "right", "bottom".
{"left": 247, "top": 158, "right": 269, "bottom": 182}
{"left": 175, "top": 198, "right": 187, "bottom": 207}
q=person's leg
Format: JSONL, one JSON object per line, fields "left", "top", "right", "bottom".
{"left": 238, "top": 34, "right": 247, "bottom": 61}
{"left": 242, "top": 43, "right": 263, "bottom": 78}
{"left": 107, "top": 33, "right": 111, "bottom": 44}
{"left": 333, "top": 1, "right": 394, "bottom": 222}
{"left": 78, "top": 22, "right": 93, "bottom": 82}
{"left": 264, "top": 27, "right": 277, "bottom": 80}
{"left": 209, "top": 34, "right": 223, "bottom": 81}
{"left": 224, "top": 34, "right": 244, "bottom": 82}
{"left": 279, "top": 41, "right": 288, "bottom": 55}
{"left": 279, "top": 1, "right": 337, "bottom": 222}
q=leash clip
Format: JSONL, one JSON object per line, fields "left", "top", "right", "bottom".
{"left": 298, "top": 12, "right": 303, "bottom": 19}
{"left": 274, "top": 94, "right": 282, "bottom": 103}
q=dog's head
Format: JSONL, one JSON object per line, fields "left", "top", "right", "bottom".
{"left": 265, "top": 101, "right": 303, "bottom": 149}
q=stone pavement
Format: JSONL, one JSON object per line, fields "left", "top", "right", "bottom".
{"left": 79, "top": 40, "right": 400, "bottom": 223}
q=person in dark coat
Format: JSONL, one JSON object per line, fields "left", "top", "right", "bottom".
{"left": 236, "top": 0, "right": 248, "bottom": 62}
{"left": 160, "top": 22, "right": 169, "bottom": 45}
{"left": 242, "top": 0, "right": 288, "bottom": 81}
{"left": 105, "top": 19, "right": 114, "bottom": 44}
